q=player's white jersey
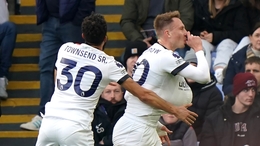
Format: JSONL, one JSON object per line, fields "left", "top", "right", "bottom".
{"left": 44, "top": 42, "right": 128, "bottom": 127}
{"left": 125, "top": 43, "right": 192, "bottom": 126}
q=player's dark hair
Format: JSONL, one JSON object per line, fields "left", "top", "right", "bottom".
{"left": 81, "top": 13, "right": 107, "bottom": 46}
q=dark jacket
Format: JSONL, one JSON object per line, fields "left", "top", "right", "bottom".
{"left": 92, "top": 98, "right": 126, "bottom": 146}
{"left": 241, "top": 0, "right": 260, "bottom": 29}
{"left": 192, "top": 0, "right": 249, "bottom": 45}
{"left": 187, "top": 74, "right": 223, "bottom": 140}
{"left": 120, "top": 0, "right": 194, "bottom": 41}
{"left": 222, "top": 44, "right": 248, "bottom": 95}
{"left": 36, "top": 0, "right": 95, "bottom": 26}
{"left": 254, "top": 93, "right": 260, "bottom": 109}
{"left": 199, "top": 99, "right": 260, "bottom": 146}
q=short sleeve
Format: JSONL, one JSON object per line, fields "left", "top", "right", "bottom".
{"left": 163, "top": 52, "right": 189, "bottom": 75}
{"left": 108, "top": 60, "right": 130, "bottom": 84}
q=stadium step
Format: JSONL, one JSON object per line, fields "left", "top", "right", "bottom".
{"left": 15, "top": 32, "right": 125, "bottom": 42}
{"left": 1, "top": 0, "right": 126, "bottom": 145}
{"left": 20, "top": 0, "right": 125, "bottom": 7}
{"left": 9, "top": 15, "right": 122, "bottom": 24}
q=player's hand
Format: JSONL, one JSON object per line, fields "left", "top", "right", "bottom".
{"left": 175, "top": 103, "right": 198, "bottom": 125}
{"left": 158, "top": 126, "right": 172, "bottom": 146}
{"left": 185, "top": 31, "right": 203, "bottom": 53}
{"left": 143, "top": 37, "right": 152, "bottom": 47}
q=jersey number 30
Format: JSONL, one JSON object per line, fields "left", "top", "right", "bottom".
{"left": 56, "top": 58, "right": 102, "bottom": 97}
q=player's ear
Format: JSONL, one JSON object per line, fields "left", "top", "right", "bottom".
{"left": 81, "top": 33, "right": 85, "bottom": 40}
{"left": 165, "top": 30, "right": 171, "bottom": 37}
{"left": 104, "top": 35, "right": 108, "bottom": 43}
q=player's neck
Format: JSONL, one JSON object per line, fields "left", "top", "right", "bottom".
{"left": 84, "top": 41, "right": 104, "bottom": 51}
{"left": 93, "top": 46, "right": 102, "bottom": 50}
{"left": 157, "top": 39, "right": 176, "bottom": 51}
{"left": 88, "top": 44, "right": 103, "bottom": 51}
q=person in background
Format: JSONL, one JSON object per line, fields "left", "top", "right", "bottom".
{"left": 20, "top": 0, "right": 95, "bottom": 131}
{"left": 0, "top": 0, "right": 17, "bottom": 99}
{"left": 233, "top": 0, "right": 260, "bottom": 53}
{"left": 223, "top": 22, "right": 260, "bottom": 96}
{"left": 120, "top": 0, "right": 194, "bottom": 57}
{"left": 160, "top": 113, "right": 197, "bottom": 146}
{"left": 14, "top": 0, "right": 21, "bottom": 15}
{"left": 200, "top": 72, "right": 260, "bottom": 146}
{"left": 223, "top": 56, "right": 260, "bottom": 106}
{"left": 122, "top": 41, "right": 147, "bottom": 76}
{"left": 92, "top": 82, "right": 126, "bottom": 146}
{"left": 244, "top": 56, "right": 260, "bottom": 106}
{"left": 184, "top": 50, "right": 224, "bottom": 140}
{"left": 191, "top": 0, "right": 249, "bottom": 84}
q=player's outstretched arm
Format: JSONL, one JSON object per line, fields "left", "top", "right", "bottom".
{"left": 121, "top": 78, "right": 198, "bottom": 125}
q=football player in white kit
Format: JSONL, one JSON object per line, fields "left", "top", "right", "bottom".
{"left": 113, "top": 11, "right": 211, "bottom": 146}
{"left": 35, "top": 13, "right": 198, "bottom": 146}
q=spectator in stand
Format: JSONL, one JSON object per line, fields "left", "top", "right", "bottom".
{"left": 20, "top": 0, "right": 95, "bottom": 131}
{"left": 0, "top": 0, "right": 17, "bottom": 99}
{"left": 223, "top": 23, "right": 260, "bottom": 96}
{"left": 244, "top": 56, "right": 260, "bottom": 106}
{"left": 92, "top": 82, "right": 126, "bottom": 146}
{"left": 200, "top": 72, "right": 260, "bottom": 146}
{"left": 120, "top": 0, "right": 194, "bottom": 57}
{"left": 223, "top": 56, "right": 260, "bottom": 105}
{"left": 122, "top": 41, "right": 147, "bottom": 76}
{"left": 191, "top": 0, "right": 249, "bottom": 84}
{"left": 160, "top": 113, "right": 197, "bottom": 146}
{"left": 233, "top": 0, "right": 260, "bottom": 53}
{"left": 184, "top": 50, "right": 224, "bottom": 140}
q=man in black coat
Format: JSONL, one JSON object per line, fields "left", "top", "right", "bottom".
{"left": 92, "top": 82, "right": 126, "bottom": 146}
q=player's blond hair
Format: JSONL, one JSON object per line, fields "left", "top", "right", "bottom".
{"left": 154, "top": 11, "right": 180, "bottom": 37}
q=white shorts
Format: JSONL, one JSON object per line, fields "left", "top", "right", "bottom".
{"left": 113, "top": 114, "right": 161, "bottom": 146}
{"left": 36, "top": 117, "right": 93, "bottom": 146}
